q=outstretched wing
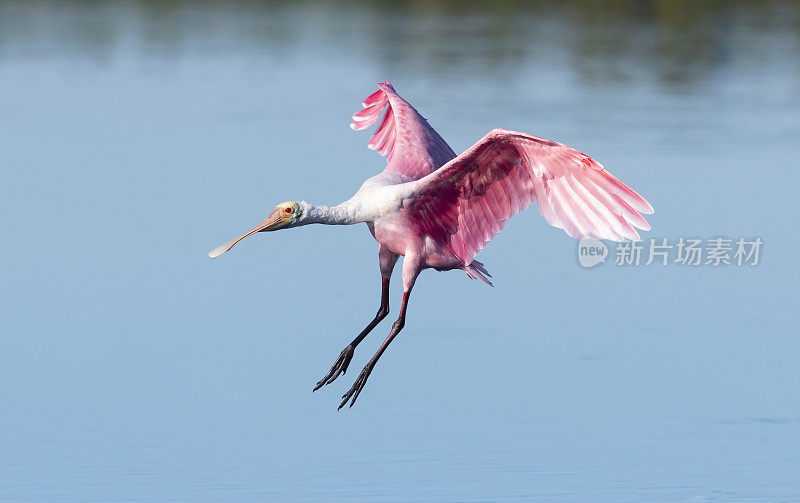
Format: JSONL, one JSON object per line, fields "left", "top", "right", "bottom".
{"left": 350, "top": 82, "right": 456, "bottom": 181}
{"left": 408, "top": 129, "right": 654, "bottom": 265}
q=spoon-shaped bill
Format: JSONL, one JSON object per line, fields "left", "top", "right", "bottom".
{"left": 208, "top": 209, "right": 283, "bottom": 258}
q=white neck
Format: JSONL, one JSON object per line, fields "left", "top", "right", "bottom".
{"left": 299, "top": 201, "right": 361, "bottom": 226}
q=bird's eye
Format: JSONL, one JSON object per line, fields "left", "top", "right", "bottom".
{"left": 284, "top": 207, "right": 293, "bottom": 214}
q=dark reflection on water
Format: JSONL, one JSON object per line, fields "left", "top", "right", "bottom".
{"left": 2, "top": 0, "right": 798, "bottom": 90}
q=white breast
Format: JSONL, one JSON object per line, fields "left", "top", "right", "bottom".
{"left": 345, "top": 171, "right": 419, "bottom": 222}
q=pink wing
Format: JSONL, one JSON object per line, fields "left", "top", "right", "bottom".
{"left": 409, "top": 129, "right": 654, "bottom": 265}
{"left": 350, "top": 82, "right": 456, "bottom": 181}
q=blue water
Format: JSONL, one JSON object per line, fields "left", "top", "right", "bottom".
{"left": 1, "top": 1, "right": 799, "bottom": 501}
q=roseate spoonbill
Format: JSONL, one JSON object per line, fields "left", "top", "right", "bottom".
{"left": 209, "top": 82, "right": 653, "bottom": 409}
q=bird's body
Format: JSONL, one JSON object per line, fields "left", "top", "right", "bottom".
{"left": 323, "top": 171, "right": 470, "bottom": 275}
{"left": 210, "top": 82, "right": 653, "bottom": 408}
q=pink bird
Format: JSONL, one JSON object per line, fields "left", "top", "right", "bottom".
{"left": 209, "top": 82, "right": 653, "bottom": 409}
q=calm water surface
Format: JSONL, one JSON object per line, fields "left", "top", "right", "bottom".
{"left": 1, "top": 1, "right": 799, "bottom": 501}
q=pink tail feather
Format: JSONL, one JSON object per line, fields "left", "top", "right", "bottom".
{"left": 464, "top": 260, "right": 493, "bottom": 287}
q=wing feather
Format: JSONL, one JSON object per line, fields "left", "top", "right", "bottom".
{"left": 566, "top": 174, "right": 624, "bottom": 240}
{"left": 351, "top": 82, "right": 457, "bottom": 180}
{"left": 407, "top": 129, "right": 653, "bottom": 265}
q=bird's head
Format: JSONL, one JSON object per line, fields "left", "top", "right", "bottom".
{"left": 208, "top": 200, "right": 304, "bottom": 259}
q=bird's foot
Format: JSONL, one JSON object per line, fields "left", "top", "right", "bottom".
{"left": 313, "top": 345, "right": 354, "bottom": 391}
{"left": 338, "top": 362, "right": 374, "bottom": 410}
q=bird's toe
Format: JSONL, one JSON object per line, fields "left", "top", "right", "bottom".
{"left": 314, "top": 345, "right": 355, "bottom": 391}
{"left": 338, "top": 364, "right": 373, "bottom": 410}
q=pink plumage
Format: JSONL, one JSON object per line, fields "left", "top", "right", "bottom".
{"left": 212, "top": 82, "right": 654, "bottom": 408}
{"left": 408, "top": 129, "right": 653, "bottom": 270}
{"left": 350, "top": 84, "right": 653, "bottom": 288}
{"left": 351, "top": 82, "right": 456, "bottom": 179}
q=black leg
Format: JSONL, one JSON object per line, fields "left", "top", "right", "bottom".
{"left": 339, "top": 290, "right": 411, "bottom": 409}
{"left": 313, "top": 277, "right": 390, "bottom": 391}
